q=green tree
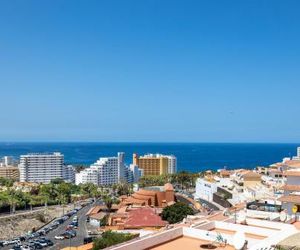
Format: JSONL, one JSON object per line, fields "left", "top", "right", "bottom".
{"left": 92, "top": 231, "right": 137, "bottom": 250}
{"left": 161, "top": 202, "right": 194, "bottom": 224}
{"left": 0, "top": 177, "right": 14, "bottom": 187}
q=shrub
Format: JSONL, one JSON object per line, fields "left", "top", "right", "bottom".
{"left": 161, "top": 202, "right": 194, "bottom": 224}
{"left": 92, "top": 231, "right": 137, "bottom": 250}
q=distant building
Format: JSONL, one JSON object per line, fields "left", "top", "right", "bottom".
{"left": 297, "top": 147, "right": 300, "bottom": 159}
{"left": 133, "top": 153, "right": 177, "bottom": 176}
{"left": 18, "top": 152, "right": 74, "bottom": 183}
{"left": 0, "top": 165, "right": 20, "bottom": 180}
{"left": 63, "top": 165, "right": 75, "bottom": 183}
{"left": 75, "top": 167, "right": 98, "bottom": 186}
{"left": 76, "top": 152, "right": 136, "bottom": 186}
{"left": 1, "top": 156, "right": 14, "bottom": 166}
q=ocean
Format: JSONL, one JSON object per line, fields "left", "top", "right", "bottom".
{"left": 0, "top": 142, "right": 299, "bottom": 172}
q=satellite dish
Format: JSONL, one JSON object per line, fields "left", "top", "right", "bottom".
{"left": 280, "top": 212, "right": 287, "bottom": 222}
{"left": 233, "top": 231, "right": 245, "bottom": 250}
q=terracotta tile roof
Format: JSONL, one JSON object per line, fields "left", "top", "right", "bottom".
{"left": 136, "top": 189, "right": 157, "bottom": 196}
{"left": 279, "top": 195, "right": 300, "bottom": 203}
{"left": 242, "top": 171, "right": 261, "bottom": 178}
{"left": 89, "top": 212, "right": 106, "bottom": 220}
{"left": 284, "top": 160, "right": 300, "bottom": 167}
{"left": 164, "top": 183, "right": 174, "bottom": 191}
{"left": 124, "top": 208, "right": 167, "bottom": 228}
{"left": 220, "top": 170, "right": 231, "bottom": 177}
{"left": 284, "top": 171, "right": 300, "bottom": 177}
{"left": 281, "top": 185, "right": 300, "bottom": 191}
{"left": 86, "top": 205, "right": 102, "bottom": 216}
{"left": 124, "top": 197, "right": 147, "bottom": 205}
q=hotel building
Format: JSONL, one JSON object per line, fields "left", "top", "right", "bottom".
{"left": 0, "top": 165, "right": 20, "bottom": 180}
{"left": 18, "top": 152, "right": 75, "bottom": 183}
{"left": 76, "top": 153, "right": 143, "bottom": 186}
{"left": 133, "top": 153, "right": 177, "bottom": 176}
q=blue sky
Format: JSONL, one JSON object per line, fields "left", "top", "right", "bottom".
{"left": 0, "top": 0, "right": 299, "bottom": 142}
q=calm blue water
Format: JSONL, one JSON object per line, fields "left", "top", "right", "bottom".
{"left": 0, "top": 143, "right": 299, "bottom": 172}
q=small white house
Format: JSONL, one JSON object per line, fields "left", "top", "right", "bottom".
{"left": 194, "top": 178, "right": 217, "bottom": 202}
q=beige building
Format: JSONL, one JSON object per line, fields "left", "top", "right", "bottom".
{"left": 243, "top": 171, "right": 261, "bottom": 188}
{"left": 133, "top": 153, "right": 169, "bottom": 176}
{"left": 0, "top": 165, "right": 20, "bottom": 180}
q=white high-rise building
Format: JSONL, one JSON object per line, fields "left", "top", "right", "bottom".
{"left": 75, "top": 152, "right": 126, "bottom": 186}
{"left": 297, "top": 147, "right": 300, "bottom": 158}
{"left": 18, "top": 152, "right": 74, "bottom": 183}
{"left": 75, "top": 167, "right": 99, "bottom": 185}
{"left": 2, "top": 156, "right": 13, "bottom": 166}
{"left": 75, "top": 153, "right": 144, "bottom": 186}
{"left": 63, "top": 165, "right": 75, "bottom": 183}
{"left": 166, "top": 155, "right": 177, "bottom": 174}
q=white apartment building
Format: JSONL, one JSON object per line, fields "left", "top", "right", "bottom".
{"left": 76, "top": 153, "right": 143, "bottom": 186}
{"left": 76, "top": 152, "right": 125, "bottom": 186}
{"left": 194, "top": 178, "right": 218, "bottom": 202}
{"left": 18, "top": 152, "right": 74, "bottom": 183}
{"left": 75, "top": 167, "right": 99, "bottom": 185}
{"left": 125, "top": 164, "right": 143, "bottom": 183}
{"left": 167, "top": 155, "right": 177, "bottom": 174}
{"left": 1, "top": 156, "right": 14, "bottom": 166}
{"left": 63, "top": 165, "right": 75, "bottom": 183}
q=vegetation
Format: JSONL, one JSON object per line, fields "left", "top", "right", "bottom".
{"left": 92, "top": 231, "right": 137, "bottom": 250}
{"left": 139, "top": 171, "right": 201, "bottom": 190}
{"left": 161, "top": 202, "right": 194, "bottom": 224}
{"left": 100, "top": 214, "right": 109, "bottom": 226}
{"left": 0, "top": 177, "right": 103, "bottom": 213}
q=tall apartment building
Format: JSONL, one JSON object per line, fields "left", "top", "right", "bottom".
{"left": 133, "top": 153, "right": 177, "bottom": 176}
{"left": 1, "top": 156, "right": 14, "bottom": 166}
{"left": 18, "top": 152, "right": 75, "bottom": 183}
{"left": 76, "top": 152, "right": 143, "bottom": 185}
{"left": 0, "top": 165, "right": 20, "bottom": 180}
{"left": 76, "top": 152, "right": 125, "bottom": 186}
{"left": 75, "top": 167, "right": 99, "bottom": 185}
{"left": 297, "top": 147, "right": 300, "bottom": 158}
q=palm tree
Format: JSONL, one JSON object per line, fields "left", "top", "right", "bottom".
{"left": 103, "top": 195, "right": 113, "bottom": 212}
{"left": 7, "top": 190, "right": 20, "bottom": 214}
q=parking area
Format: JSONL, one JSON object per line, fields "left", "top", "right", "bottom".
{"left": 0, "top": 201, "right": 95, "bottom": 250}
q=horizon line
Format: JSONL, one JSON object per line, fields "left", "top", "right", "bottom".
{"left": 0, "top": 141, "right": 299, "bottom": 144}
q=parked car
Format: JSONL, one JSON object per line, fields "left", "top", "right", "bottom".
{"left": 54, "top": 235, "right": 65, "bottom": 240}
{"left": 9, "top": 244, "right": 22, "bottom": 250}
{"left": 20, "top": 245, "right": 31, "bottom": 250}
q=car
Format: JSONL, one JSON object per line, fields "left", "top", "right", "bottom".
{"left": 44, "top": 239, "right": 54, "bottom": 246}
{"left": 86, "top": 217, "right": 90, "bottom": 223}
{"left": 20, "top": 245, "right": 31, "bottom": 250}
{"left": 54, "top": 235, "right": 65, "bottom": 240}
{"left": 67, "top": 230, "right": 77, "bottom": 237}
{"left": 35, "top": 240, "right": 47, "bottom": 247}
{"left": 83, "top": 237, "right": 93, "bottom": 244}
{"left": 33, "top": 243, "right": 43, "bottom": 249}
{"left": 9, "top": 245, "right": 22, "bottom": 250}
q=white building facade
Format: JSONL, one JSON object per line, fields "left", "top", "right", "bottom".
{"left": 76, "top": 153, "right": 143, "bottom": 186}
{"left": 194, "top": 178, "right": 218, "bottom": 202}
{"left": 166, "top": 155, "right": 177, "bottom": 174}
{"left": 18, "top": 152, "right": 74, "bottom": 183}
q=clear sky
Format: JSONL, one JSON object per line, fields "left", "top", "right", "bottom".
{"left": 0, "top": 0, "right": 299, "bottom": 142}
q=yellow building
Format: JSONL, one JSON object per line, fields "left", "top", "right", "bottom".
{"left": 0, "top": 165, "right": 20, "bottom": 180}
{"left": 133, "top": 154, "right": 169, "bottom": 176}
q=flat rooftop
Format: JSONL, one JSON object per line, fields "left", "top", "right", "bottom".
{"left": 149, "top": 236, "right": 235, "bottom": 250}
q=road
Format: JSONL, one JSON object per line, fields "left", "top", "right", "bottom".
{"left": 47, "top": 204, "right": 92, "bottom": 250}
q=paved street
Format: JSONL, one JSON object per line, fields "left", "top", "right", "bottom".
{"left": 47, "top": 203, "right": 93, "bottom": 250}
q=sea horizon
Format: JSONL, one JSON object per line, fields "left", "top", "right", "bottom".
{"left": 0, "top": 142, "right": 299, "bottom": 173}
